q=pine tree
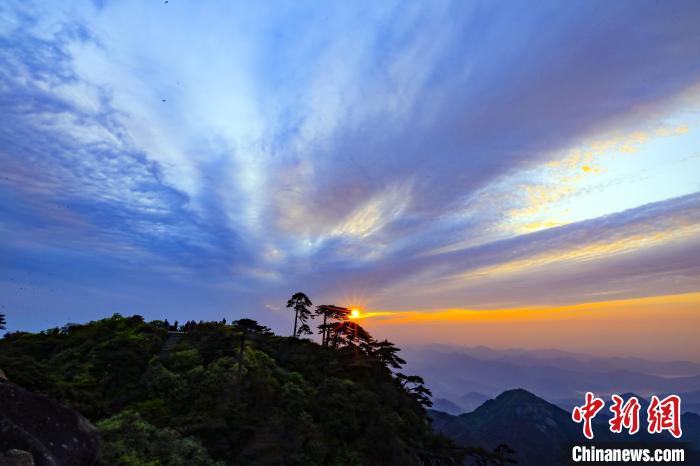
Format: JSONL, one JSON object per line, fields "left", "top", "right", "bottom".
{"left": 396, "top": 373, "right": 433, "bottom": 407}
{"left": 336, "top": 320, "right": 372, "bottom": 351}
{"left": 316, "top": 305, "right": 350, "bottom": 346}
{"left": 286, "top": 292, "right": 313, "bottom": 338}
{"left": 0, "top": 313, "right": 5, "bottom": 330}
{"left": 371, "top": 339, "right": 406, "bottom": 370}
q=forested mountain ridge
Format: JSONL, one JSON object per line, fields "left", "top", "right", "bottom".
{"left": 430, "top": 389, "right": 700, "bottom": 466}
{"left": 0, "top": 313, "right": 460, "bottom": 465}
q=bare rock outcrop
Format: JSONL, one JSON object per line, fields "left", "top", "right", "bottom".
{"left": 0, "top": 378, "right": 99, "bottom": 466}
{"left": 0, "top": 449, "right": 35, "bottom": 466}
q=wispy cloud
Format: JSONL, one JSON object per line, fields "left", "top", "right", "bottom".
{"left": 1, "top": 0, "right": 699, "bottom": 346}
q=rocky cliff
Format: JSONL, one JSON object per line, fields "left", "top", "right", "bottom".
{"left": 0, "top": 377, "right": 99, "bottom": 466}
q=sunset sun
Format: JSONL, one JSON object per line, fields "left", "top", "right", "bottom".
{"left": 350, "top": 309, "right": 361, "bottom": 319}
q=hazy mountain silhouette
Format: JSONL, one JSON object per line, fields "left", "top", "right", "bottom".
{"left": 677, "top": 390, "right": 700, "bottom": 414}
{"left": 403, "top": 345, "right": 700, "bottom": 413}
{"left": 458, "top": 392, "right": 490, "bottom": 412}
{"left": 432, "top": 398, "right": 465, "bottom": 415}
{"left": 416, "top": 345, "right": 700, "bottom": 377}
{"left": 432, "top": 393, "right": 491, "bottom": 415}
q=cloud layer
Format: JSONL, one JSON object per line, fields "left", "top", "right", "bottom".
{"left": 1, "top": 0, "right": 699, "bottom": 345}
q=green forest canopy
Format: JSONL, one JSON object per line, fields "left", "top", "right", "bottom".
{"left": 0, "top": 297, "right": 462, "bottom": 466}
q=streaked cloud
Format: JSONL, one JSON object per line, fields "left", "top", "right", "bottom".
{"left": 1, "top": 0, "right": 699, "bottom": 358}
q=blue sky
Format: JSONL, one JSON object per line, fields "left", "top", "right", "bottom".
{"left": 1, "top": 0, "right": 700, "bottom": 356}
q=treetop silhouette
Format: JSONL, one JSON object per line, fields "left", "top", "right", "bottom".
{"left": 316, "top": 304, "right": 350, "bottom": 347}
{"left": 286, "top": 292, "right": 313, "bottom": 338}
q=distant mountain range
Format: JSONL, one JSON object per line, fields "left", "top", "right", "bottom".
{"left": 403, "top": 345, "right": 700, "bottom": 415}
{"left": 419, "top": 345, "right": 700, "bottom": 377}
{"left": 433, "top": 392, "right": 491, "bottom": 415}
{"left": 429, "top": 389, "right": 700, "bottom": 466}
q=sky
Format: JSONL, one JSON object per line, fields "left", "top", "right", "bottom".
{"left": 1, "top": 0, "right": 699, "bottom": 360}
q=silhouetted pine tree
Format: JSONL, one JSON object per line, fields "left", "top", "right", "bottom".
{"left": 337, "top": 320, "right": 372, "bottom": 351}
{"left": 396, "top": 373, "right": 433, "bottom": 407}
{"left": 371, "top": 339, "right": 406, "bottom": 370}
{"left": 286, "top": 292, "right": 313, "bottom": 338}
{"left": 316, "top": 305, "right": 350, "bottom": 347}
{"left": 0, "top": 313, "right": 5, "bottom": 330}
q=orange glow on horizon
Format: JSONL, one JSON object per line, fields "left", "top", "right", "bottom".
{"left": 366, "top": 292, "right": 700, "bottom": 324}
{"left": 359, "top": 292, "right": 700, "bottom": 361}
